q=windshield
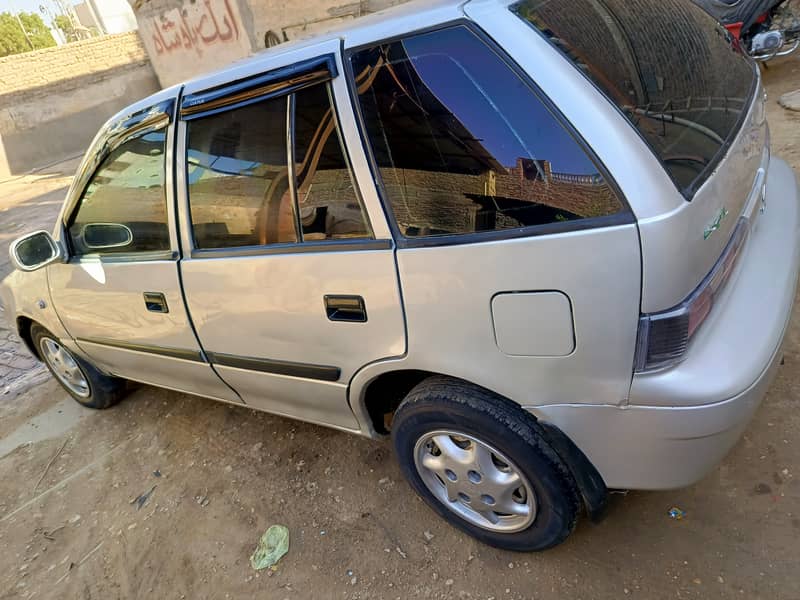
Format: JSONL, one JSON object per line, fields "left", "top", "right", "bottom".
{"left": 512, "top": 0, "right": 758, "bottom": 199}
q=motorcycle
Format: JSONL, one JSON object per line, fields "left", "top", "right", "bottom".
{"left": 694, "top": 0, "right": 800, "bottom": 61}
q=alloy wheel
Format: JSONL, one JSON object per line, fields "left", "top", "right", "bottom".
{"left": 39, "top": 337, "right": 90, "bottom": 398}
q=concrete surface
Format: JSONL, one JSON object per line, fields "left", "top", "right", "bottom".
{"left": 0, "top": 60, "right": 798, "bottom": 599}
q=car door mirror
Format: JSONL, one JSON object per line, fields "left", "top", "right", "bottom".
{"left": 9, "top": 231, "right": 63, "bottom": 272}
{"left": 82, "top": 222, "right": 133, "bottom": 250}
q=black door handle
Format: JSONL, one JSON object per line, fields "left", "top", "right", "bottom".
{"left": 324, "top": 295, "right": 367, "bottom": 322}
{"left": 143, "top": 292, "right": 169, "bottom": 313}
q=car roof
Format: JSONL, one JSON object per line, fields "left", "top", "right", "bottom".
{"left": 100, "top": 0, "right": 489, "bottom": 147}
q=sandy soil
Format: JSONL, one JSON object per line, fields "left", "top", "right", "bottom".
{"left": 1, "top": 57, "right": 800, "bottom": 600}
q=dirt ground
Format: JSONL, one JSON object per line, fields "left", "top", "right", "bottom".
{"left": 1, "top": 59, "right": 800, "bottom": 600}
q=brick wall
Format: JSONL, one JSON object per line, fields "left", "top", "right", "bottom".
{"left": 0, "top": 33, "right": 160, "bottom": 178}
{"left": 0, "top": 32, "right": 149, "bottom": 98}
{"left": 379, "top": 164, "right": 621, "bottom": 235}
{"left": 530, "top": 0, "right": 740, "bottom": 111}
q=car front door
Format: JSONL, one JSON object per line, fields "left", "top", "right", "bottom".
{"left": 48, "top": 96, "right": 241, "bottom": 404}
{"left": 175, "top": 43, "right": 406, "bottom": 431}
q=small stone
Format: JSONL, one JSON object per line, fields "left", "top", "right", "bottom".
{"left": 508, "top": 562, "right": 514, "bottom": 569}
{"left": 718, "top": 576, "right": 725, "bottom": 584}
{"left": 378, "top": 477, "right": 391, "bottom": 485}
{"left": 350, "top": 576, "right": 357, "bottom": 585}
{"left": 779, "top": 89, "right": 800, "bottom": 112}
{"left": 396, "top": 546, "right": 407, "bottom": 559}
{"left": 445, "top": 579, "right": 454, "bottom": 586}
{"left": 754, "top": 483, "right": 772, "bottom": 495}
{"left": 68, "top": 515, "right": 81, "bottom": 524}
{"left": 423, "top": 530, "right": 434, "bottom": 541}
{"left": 623, "top": 589, "right": 630, "bottom": 595}
{"left": 693, "top": 578, "right": 702, "bottom": 585}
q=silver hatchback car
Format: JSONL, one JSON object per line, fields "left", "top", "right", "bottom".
{"left": 3, "top": 0, "right": 799, "bottom": 551}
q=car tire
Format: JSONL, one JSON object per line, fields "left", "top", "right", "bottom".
{"left": 31, "top": 323, "right": 127, "bottom": 409}
{"left": 392, "top": 376, "right": 580, "bottom": 551}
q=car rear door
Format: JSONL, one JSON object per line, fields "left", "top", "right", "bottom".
{"left": 175, "top": 41, "right": 406, "bottom": 431}
{"left": 48, "top": 95, "right": 240, "bottom": 404}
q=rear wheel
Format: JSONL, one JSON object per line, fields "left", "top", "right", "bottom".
{"left": 31, "top": 324, "right": 127, "bottom": 409}
{"left": 392, "top": 376, "right": 580, "bottom": 551}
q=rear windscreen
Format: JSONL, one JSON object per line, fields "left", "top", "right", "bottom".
{"left": 512, "top": 0, "right": 758, "bottom": 198}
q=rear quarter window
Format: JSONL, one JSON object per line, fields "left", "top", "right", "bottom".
{"left": 512, "top": 0, "right": 758, "bottom": 198}
{"left": 348, "top": 25, "right": 626, "bottom": 241}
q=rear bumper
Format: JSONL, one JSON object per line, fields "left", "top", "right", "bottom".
{"left": 531, "top": 157, "right": 800, "bottom": 490}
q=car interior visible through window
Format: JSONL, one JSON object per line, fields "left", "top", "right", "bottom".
{"left": 294, "top": 83, "right": 371, "bottom": 241}
{"left": 186, "top": 82, "right": 371, "bottom": 250}
{"left": 186, "top": 95, "right": 295, "bottom": 249}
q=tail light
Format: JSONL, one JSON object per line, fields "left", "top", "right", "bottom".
{"left": 634, "top": 217, "right": 750, "bottom": 372}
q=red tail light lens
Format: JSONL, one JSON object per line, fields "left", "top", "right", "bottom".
{"left": 634, "top": 217, "right": 750, "bottom": 372}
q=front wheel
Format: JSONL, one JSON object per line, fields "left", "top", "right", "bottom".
{"left": 31, "top": 324, "right": 127, "bottom": 409}
{"left": 392, "top": 377, "right": 580, "bottom": 551}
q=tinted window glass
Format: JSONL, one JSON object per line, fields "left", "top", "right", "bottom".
{"left": 294, "top": 84, "right": 371, "bottom": 240}
{"left": 187, "top": 96, "right": 297, "bottom": 249}
{"left": 350, "top": 26, "right": 624, "bottom": 239}
{"left": 512, "top": 0, "right": 757, "bottom": 197}
{"left": 68, "top": 131, "right": 169, "bottom": 256}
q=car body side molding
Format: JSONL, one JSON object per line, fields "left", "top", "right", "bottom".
{"left": 206, "top": 351, "right": 342, "bottom": 382}
{"left": 76, "top": 337, "right": 203, "bottom": 362}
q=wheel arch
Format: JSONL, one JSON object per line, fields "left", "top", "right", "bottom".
{"left": 15, "top": 316, "right": 41, "bottom": 360}
{"left": 353, "top": 368, "right": 608, "bottom": 522}
{"left": 356, "top": 368, "right": 436, "bottom": 435}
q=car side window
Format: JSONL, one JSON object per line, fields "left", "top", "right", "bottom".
{"left": 186, "top": 82, "right": 371, "bottom": 250}
{"left": 294, "top": 83, "right": 371, "bottom": 241}
{"left": 68, "top": 131, "right": 170, "bottom": 256}
{"left": 349, "top": 26, "right": 625, "bottom": 239}
{"left": 186, "top": 96, "right": 296, "bottom": 249}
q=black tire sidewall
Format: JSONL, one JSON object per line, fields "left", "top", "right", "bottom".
{"left": 30, "top": 324, "right": 124, "bottom": 409}
{"left": 393, "top": 392, "right": 578, "bottom": 552}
